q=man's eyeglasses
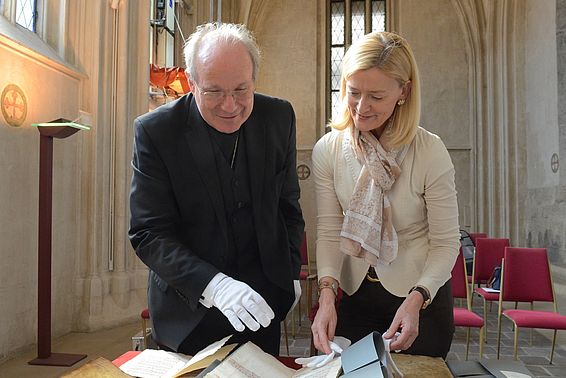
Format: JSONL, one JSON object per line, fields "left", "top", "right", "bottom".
{"left": 192, "top": 83, "right": 254, "bottom": 104}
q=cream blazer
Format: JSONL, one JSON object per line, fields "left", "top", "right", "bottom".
{"left": 312, "top": 126, "right": 460, "bottom": 300}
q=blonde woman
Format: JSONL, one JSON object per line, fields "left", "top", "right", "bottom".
{"left": 311, "top": 31, "right": 459, "bottom": 358}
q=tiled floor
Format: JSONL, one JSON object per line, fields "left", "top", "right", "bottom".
{"left": 445, "top": 297, "right": 566, "bottom": 377}
{"left": 1, "top": 298, "right": 566, "bottom": 377}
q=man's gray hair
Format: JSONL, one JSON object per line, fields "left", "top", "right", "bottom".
{"left": 183, "top": 22, "right": 261, "bottom": 83}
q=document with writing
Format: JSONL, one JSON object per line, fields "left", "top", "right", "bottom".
{"left": 119, "top": 335, "right": 235, "bottom": 378}
{"left": 204, "top": 342, "right": 342, "bottom": 378}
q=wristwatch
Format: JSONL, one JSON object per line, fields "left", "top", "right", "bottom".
{"left": 409, "top": 286, "right": 431, "bottom": 309}
{"left": 318, "top": 281, "right": 338, "bottom": 297}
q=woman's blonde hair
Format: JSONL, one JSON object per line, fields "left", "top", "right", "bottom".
{"left": 329, "top": 31, "right": 421, "bottom": 148}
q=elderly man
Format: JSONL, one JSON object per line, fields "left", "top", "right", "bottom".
{"left": 129, "top": 22, "right": 304, "bottom": 356}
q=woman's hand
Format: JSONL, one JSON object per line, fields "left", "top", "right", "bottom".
{"left": 383, "top": 290, "right": 423, "bottom": 351}
{"left": 311, "top": 289, "right": 338, "bottom": 354}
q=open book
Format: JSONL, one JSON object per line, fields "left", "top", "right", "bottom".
{"left": 204, "top": 341, "right": 342, "bottom": 378}
{"left": 204, "top": 332, "right": 402, "bottom": 378}
{"left": 119, "top": 335, "right": 236, "bottom": 378}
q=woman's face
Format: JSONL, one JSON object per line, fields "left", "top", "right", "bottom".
{"left": 346, "top": 67, "right": 407, "bottom": 137}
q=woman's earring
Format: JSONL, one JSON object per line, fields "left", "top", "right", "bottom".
{"left": 397, "top": 99, "right": 405, "bottom": 106}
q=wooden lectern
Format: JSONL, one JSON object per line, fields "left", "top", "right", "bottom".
{"left": 29, "top": 119, "right": 89, "bottom": 366}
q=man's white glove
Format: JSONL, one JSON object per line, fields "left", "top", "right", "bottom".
{"left": 211, "top": 275, "right": 275, "bottom": 332}
{"left": 295, "top": 337, "right": 351, "bottom": 368}
{"left": 287, "top": 280, "right": 302, "bottom": 317}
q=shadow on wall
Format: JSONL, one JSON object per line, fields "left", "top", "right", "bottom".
{"left": 528, "top": 231, "right": 564, "bottom": 265}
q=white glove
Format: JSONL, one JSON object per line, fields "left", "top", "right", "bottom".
{"left": 384, "top": 331, "right": 402, "bottom": 353}
{"left": 382, "top": 333, "right": 404, "bottom": 378}
{"left": 295, "top": 337, "right": 351, "bottom": 368}
{"left": 211, "top": 276, "right": 275, "bottom": 332}
{"left": 287, "top": 280, "right": 302, "bottom": 317}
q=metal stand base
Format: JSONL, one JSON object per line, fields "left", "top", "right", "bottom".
{"left": 28, "top": 353, "right": 87, "bottom": 366}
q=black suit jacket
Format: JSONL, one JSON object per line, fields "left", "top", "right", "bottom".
{"left": 129, "top": 93, "right": 305, "bottom": 350}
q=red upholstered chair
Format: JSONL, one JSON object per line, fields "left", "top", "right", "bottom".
{"left": 469, "top": 232, "right": 487, "bottom": 246}
{"left": 496, "top": 247, "right": 566, "bottom": 363}
{"left": 472, "top": 238, "right": 510, "bottom": 342}
{"left": 466, "top": 233, "right": 487, "bottom": 282}
{"left": 471, "top": 238, "right": 510, "bottom": 290}
{"left": 141, "top": 308, "right": 151, "bottom": 350}
{"left": 451, "top": 248, "right": 484, "bottom": 359}
{"left": 291, "top": 232, "right": 317, "bottom": 337}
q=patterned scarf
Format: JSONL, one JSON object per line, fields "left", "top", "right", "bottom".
{"left": 340, "top": 127, "right": 406, "bottom": 266}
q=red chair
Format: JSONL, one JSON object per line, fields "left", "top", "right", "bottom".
{"left": 141, "top": 308, "right": 151, "bottom": 350}
{"left": 451, "top": 248, "right": 484, "bottom": 359}
{"left": 496, "top": 247, "right": 566, "bottom": 363}
{"left": 466, "top": 232, "right": 487, "bottom": 278}
{"left": 471, "top": 238, "right": 509, "bottom": 289}
{"left": 291, "top": 232, "right": 317, "bottom": 337}
{"left": 469, "top": 232, "right": 487, "bottom": 246}
{"left": 473, "top": 238, "right": 510, "bottom": 341}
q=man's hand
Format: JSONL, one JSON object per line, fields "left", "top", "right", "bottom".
{"left": 211, "top": 276, "right": 275, "bottom": 332}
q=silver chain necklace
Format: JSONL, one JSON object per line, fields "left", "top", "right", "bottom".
{"left": 230, "top": 132, "right": 240, "bottom": 169}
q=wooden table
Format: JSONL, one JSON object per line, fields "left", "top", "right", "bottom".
{"left": 63, "top": 351, "right": 453, "bottom": 377}
{"left": 392, "top": 354, "right": 453, "bottom": 377}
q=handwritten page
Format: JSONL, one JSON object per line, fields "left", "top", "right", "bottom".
{"left": 119, "top": 335, "right": 233, "bottom": 378}
{"left": 204, "top": 342, "right": 341, "bottom": 378}
{"left": 174, "top": 343, "right": 236, "bottom": 377}
{"left": 292, "top": 357, "right": 342, "bottom": 378}
{"left": 119, "top": 349, "right": 191, "bottom": 378}
{"left": 204, "top": 342, "right": 296, "bottom": 378}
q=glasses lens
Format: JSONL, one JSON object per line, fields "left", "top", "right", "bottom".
{"left": 199, "top": 86, "right": 253, "bottom": 103}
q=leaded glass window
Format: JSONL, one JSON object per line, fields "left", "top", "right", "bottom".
{"left": 327, "top": 0, "right": 386, "bottom": 125}
{"left": 15, "top": 0, "right": 35, "bottom": 32}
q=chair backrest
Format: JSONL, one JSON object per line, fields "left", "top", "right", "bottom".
{"left": 300, "top": 231, "right": 309, "bottom": 266}
{"left": 451, "top": 248, "right": 469, "bottom": 301}
{"left": 469, "top": 233, "right": 487, "bottom": 246}
{"left": 473, "top": 238, "right": 510, "bottom": 282}
{"left": 501, "top": 247, "right": 554, "bottom": 303}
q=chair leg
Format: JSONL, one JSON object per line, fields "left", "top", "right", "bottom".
{"left": 306, "top": 280, "right": 312, "bottom": 324}
{"left": 550, "top": 330, "right": 557, "bottom": 364}
{"left": 529, "top": 303, "right": 534, "bottom": 346}
{"left": 478, "top": 326, "right": 484, "bottom": 358}
{"left": 291, "top": 306, "right": 296, "bottom": 338}
{"left": 282, "top": 320, "right": 290, "bottom": 356}
{"left": 141, "top": 318, "right": 148, "bottom": 350}
{"left": 483, "top": 298, "right": 488, "bottom": 343}
{"left": 465, "top": 328, "right": 471, "bottom": 360}
{"left": 496, "top": 310, "right": 502, "bottom": 359}
{"left": 513, "top": 326, "right": 519, "bottom": 360}
{"left": 298, "top": 288, "right": 302, "bottom": 328}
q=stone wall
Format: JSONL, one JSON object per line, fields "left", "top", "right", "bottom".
{"left": 525, "top": 0, "right": 566, "bottom": 308}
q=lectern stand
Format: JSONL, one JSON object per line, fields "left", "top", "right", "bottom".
{"left": 29, "top": 119, "right": 89, "bottom": 366}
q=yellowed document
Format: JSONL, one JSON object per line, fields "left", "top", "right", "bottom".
{"left": 204, "top": 342, "right": 341, "bottom": 378}
{"left": 119, "top": 335, "right": 235, "bottom": 378}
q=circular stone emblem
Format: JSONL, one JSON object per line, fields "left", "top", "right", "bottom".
{"left": 1, "top": 84, "right": 27, "bottom": 127}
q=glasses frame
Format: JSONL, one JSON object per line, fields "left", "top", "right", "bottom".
{"left": 191, "top": 82, "right": 255, "bottom": 104}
